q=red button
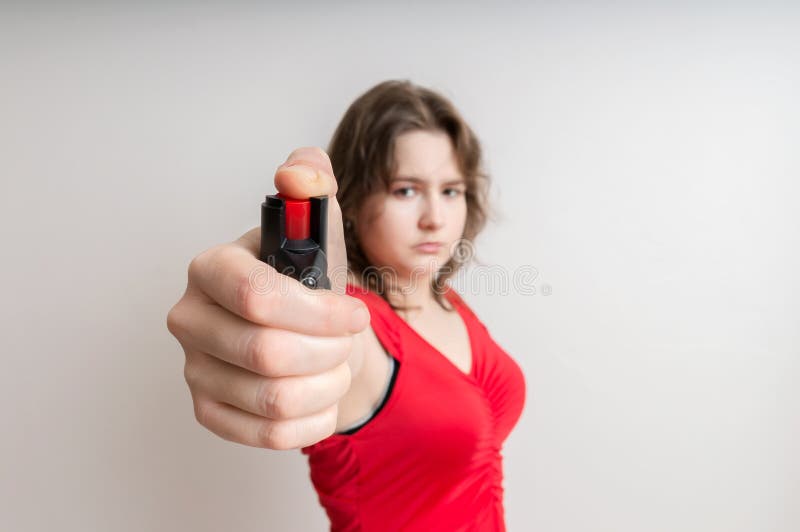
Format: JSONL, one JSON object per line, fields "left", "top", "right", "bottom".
{"left": 276, "top": 194, "right": 310, "bottom": 239}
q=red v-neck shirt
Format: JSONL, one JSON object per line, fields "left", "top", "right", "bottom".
{"left": 301, "top": 283, "right": 527, "bottom": 531}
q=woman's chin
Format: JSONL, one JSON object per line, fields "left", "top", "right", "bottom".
{"left": 408, "top": 258, "right": 445, "bottom": 277}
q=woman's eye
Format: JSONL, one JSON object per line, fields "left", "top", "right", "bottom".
{"left": 393, "top": 187, "right": 416, "bottom": 198}
{"left": 444, "top": 188, "right": 464, "bottom": 197}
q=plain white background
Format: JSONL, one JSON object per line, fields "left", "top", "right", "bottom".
{"left": 1, "top": 2, "right": 797, "bottom": 531}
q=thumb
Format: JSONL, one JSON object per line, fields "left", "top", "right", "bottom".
{"left": 273, "top": 147, "right": 348, "bottom": 295}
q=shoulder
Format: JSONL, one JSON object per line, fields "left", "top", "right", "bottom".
{"left": 346, "top": 282, "right": 383, "bottom": 312}
{"left": 345, "top": 282, "right": 402, "bottom": 351}
{"left": 444, "top": 286, "right": 489, "bottom": 332}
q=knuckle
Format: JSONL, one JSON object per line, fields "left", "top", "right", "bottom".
{"left": 257, "top": 420, "right": 294, "bottom": 450}
{"left": 183, "top": 361, "right": 195, "bottom": 386}
{"left": 204, "top": 244, "right": 239, "bottom": 290}
{"left": 187, "top": 257, "right": 200, "bottom": 282}
{"left": 235, "top": 274, "right": 257, "bottom": 320}
{"left": 193, "top": 398, "right": 213, "bottom": 428}
{"left": 187, "top": 248, "right": 211, "bottom": 283}
{"left": 243, "top": 330, "right": 266, "bottom": 374}
{"left": 183, "top": 359, "right": 203, "bottom": 389}
{"left": 257, "top": 379, "right": 289, "bottom": 419}
{"left": 188, "top": 245, "right": 227, "bottom": 290}
{"left": 244, "top": 330, "right": 283, "bottom": 376}
{"left": 235, "top": 266, "right": 276, "bottom": 322}
{"left": 165, "top": 303, "right": 182, "bottom": 338}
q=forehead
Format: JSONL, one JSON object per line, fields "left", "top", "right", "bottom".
{"left": 392, "top": 130, "right": 463, "bottom": 181}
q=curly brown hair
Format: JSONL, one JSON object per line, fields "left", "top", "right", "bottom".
{"left": 328, "top": 80, "right": 492, "bottom": 312}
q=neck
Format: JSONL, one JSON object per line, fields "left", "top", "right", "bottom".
{"left": 347, "top": 269, "right": 439, "bottom": 313}
{"left": 386, "top": 273, "right": 434, "bottom": 312}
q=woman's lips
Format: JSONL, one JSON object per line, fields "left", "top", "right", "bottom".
{"left": 414, "top": 242, "right": 444, "bottom": 253}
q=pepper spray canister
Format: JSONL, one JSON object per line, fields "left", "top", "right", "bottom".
{"left": 259, "top": 193, "right": 331, "bottom": 290}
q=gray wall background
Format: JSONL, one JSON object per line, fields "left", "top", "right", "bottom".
{"left": 1, "top": 2, "right": 797, "bottom": 531}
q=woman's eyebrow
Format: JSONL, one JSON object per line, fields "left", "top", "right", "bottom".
{"left": 392, "top": 175, "right": 466, "bottom": 186}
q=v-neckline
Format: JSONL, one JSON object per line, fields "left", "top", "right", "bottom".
{"left": 382, "top": 288, "right": 477, "bottom": 381}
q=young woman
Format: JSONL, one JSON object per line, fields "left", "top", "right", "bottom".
{"left": 167, "top": 80, "right": 526, "bottom": 531}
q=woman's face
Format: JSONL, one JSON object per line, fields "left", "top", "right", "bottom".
{"left": 355, "top": 129, "right": 468, "bottom": 286}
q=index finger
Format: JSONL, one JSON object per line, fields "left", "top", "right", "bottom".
{"left": 188, "top": 244, "right": 369, "bottom": 336}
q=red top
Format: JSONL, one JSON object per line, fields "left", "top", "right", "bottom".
{"left": 275, "top": 194, "right": 310, "bottom": 239}
{"left": 301, "top": 283, "right": 527, "bottom": 531}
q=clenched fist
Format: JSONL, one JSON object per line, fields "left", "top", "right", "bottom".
{"left": 167, "top": 147, "right": 369, "bottom": 450}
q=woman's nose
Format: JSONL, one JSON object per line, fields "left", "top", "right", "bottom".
{"left": 418, "top": 192, "right": 444, "bottom": 230}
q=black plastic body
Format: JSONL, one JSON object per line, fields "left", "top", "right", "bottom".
{"left": 259, "top": 195, "right": 331, "bottom": 290}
